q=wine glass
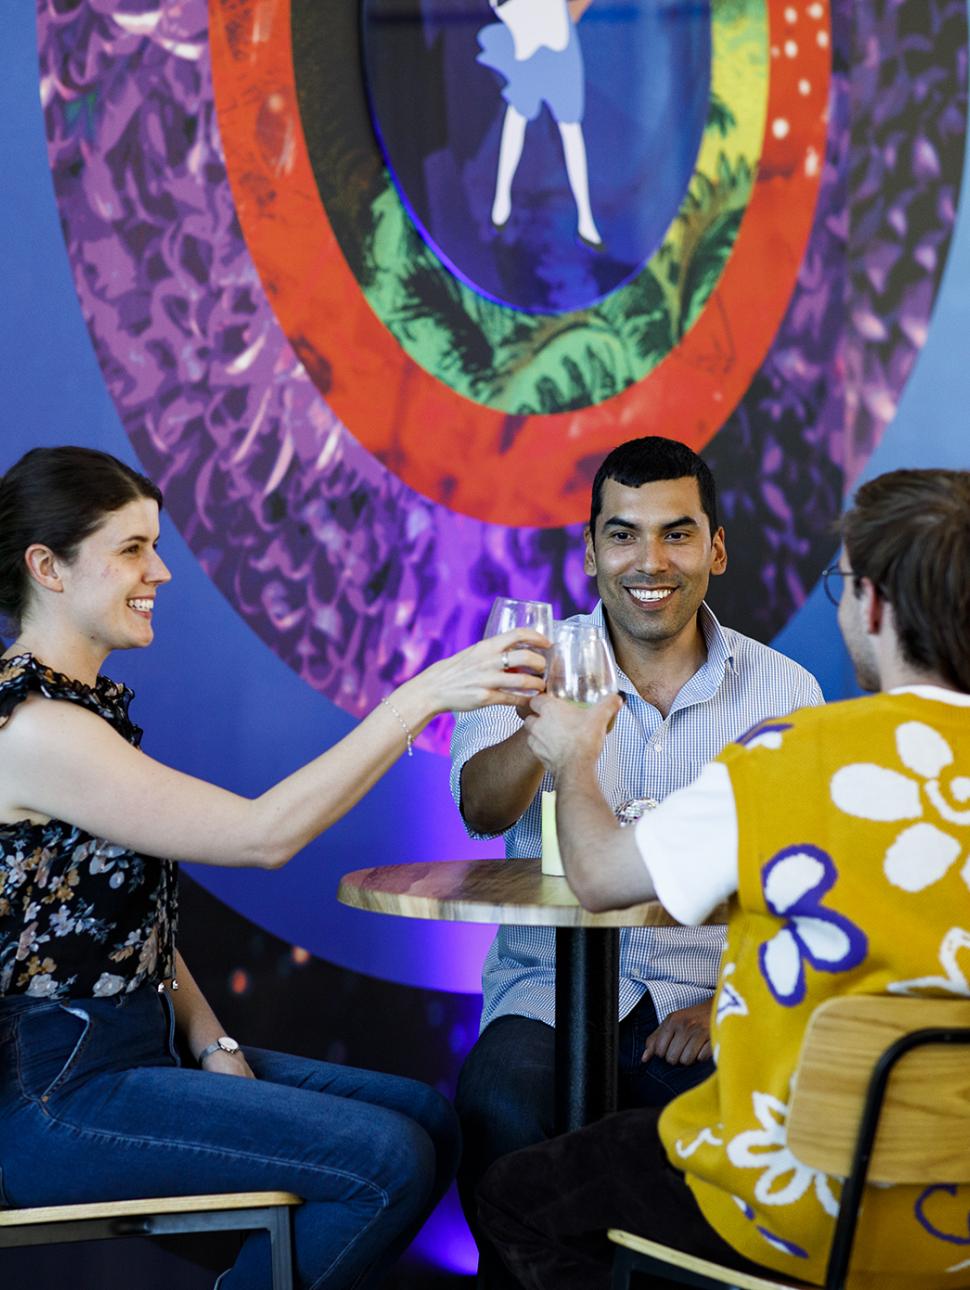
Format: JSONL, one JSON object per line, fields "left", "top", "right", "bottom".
{"left": 483, "top": 597, "right": 554, "bottom": 695}
{"left": 546, "top": 622, "right": 618, "bottom": 706}
{"left": 484, "top": 597, "right": 554, "bottom": 640}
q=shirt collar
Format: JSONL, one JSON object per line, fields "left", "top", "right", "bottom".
{"left": 698, "top": 602, "right": 737, "bottom": 679}
{"left": 590, "top": 601, "right": 737, "bottom": 699}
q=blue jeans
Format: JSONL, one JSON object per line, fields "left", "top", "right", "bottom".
{"left": 455, "top": 992, "right": 714, "bottom": 1288}
{"left": 0, "top": 986, "right": 460, "bottom": 1290}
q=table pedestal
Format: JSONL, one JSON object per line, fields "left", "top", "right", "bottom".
{"left": 554, "top": 927, "right": 619, "bottom": 1134}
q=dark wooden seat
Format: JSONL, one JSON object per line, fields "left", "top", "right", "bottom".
{"left": 0, "top": 1190, "right": 302, "bottom": 1289}
{"left": 609, "top": 995, "right": 970, "bottom": 1289}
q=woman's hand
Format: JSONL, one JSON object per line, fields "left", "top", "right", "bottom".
{"left": 408, "top": 627, "right": 550, "bottom": 716}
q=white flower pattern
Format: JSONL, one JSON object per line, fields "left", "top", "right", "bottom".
{"left": 727, "top": 1091, "right": 839, "bottom": 1216}
{"left": 830, "top": 721, "right": 970, "bottom": 893}
{"left": 889, "top": 927, "right": 970, "bottom": 997}
{"left": 25, "top": 973, "right": 56, "bottom": 998}
{"left": 674, "top": 1126, "right": 724, "bottom": 1160}
{"left": 92, "top": 972, "right": 125, "bottom": 997}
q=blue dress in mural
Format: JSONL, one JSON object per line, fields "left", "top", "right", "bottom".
{"left": 476, "top": 0, "right": 585, "bottom": 124}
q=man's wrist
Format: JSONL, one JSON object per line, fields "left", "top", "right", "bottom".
{"left": 554, "top": 751, "right": 598, "bottom": 788}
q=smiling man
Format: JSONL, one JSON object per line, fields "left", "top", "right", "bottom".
{"left": 450, "top": 436, "right": 823, "bottom": 1287}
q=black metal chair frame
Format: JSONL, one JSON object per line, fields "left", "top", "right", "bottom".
{"left": 0, "top": 1196, "right": 296, "bottom": 1290}
{"left": 612, "top": 1024, "right": 970, "bottom": 1290}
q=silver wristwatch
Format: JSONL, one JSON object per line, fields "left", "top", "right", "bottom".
{"left": 198, "top": 1036, "right": 241, "bottom": 1063}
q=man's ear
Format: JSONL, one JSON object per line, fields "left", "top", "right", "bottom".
{"left": 709, "top": 526, "right": 727, "bottom": 578}
{"left": 583, "top": 524, "right": 596, "bottom": 577}
{"left": 860, "top": 578, "right": 884, "bottom": 635}
{"left": 23, "top": 544, "right": 64, "bottom": 595}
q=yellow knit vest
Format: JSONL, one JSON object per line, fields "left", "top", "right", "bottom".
{"left": 659, "top": 692, "right": 970, "bottom": 1289}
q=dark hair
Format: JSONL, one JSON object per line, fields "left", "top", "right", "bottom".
{"left": 841, "top": 468, "right": 970, "bottom": 691}
{"left": 589, "top": 436, "right": 718, "bottom": 535}
{"left": 0, "top": 446, "right": 163, "bottom": 627}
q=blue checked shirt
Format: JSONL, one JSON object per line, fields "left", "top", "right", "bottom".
{"left": 450, "top": 603, "right": 824, "bottom": 1032}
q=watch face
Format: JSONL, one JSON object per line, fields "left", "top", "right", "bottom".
{"left": 218, "top": 1037, "right": 240, "bottom": 1054}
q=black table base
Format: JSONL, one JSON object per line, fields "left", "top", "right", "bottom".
{"left": 554, "top": 926, "right": 620, "bottom": 1134}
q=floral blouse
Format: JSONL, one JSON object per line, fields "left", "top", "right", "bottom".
{"left": 0, "top": 654, "right": 178, "bottom": 1000}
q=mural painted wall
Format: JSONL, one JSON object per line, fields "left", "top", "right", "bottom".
{"left": 2, "top": 0, "right": 969, "bottom": 1277}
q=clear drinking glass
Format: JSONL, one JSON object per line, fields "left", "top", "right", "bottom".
{"left": 546, "top": 622, "right": 618, "bottom": 706}
{"left": 483, "top": 597, "right": 554, "bottom": 694}
{"left": 483, "top": 597, "right": 554, "bottom": 640}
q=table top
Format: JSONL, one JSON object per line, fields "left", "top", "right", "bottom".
{"left": 337, "top": 859, "right": 730, "bottom": 929}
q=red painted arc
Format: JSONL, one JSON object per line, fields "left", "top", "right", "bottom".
{"left": 210, "top": 0, "right": 831, "bottom": 528}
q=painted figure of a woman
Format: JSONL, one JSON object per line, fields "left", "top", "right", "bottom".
{"left": 478, "top": 0, "right": 603, "bottom": 247}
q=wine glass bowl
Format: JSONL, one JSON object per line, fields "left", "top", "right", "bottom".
{"left": 483, "top": 597, "right": 554, "bottom": 639}
{"left": 483, "top": 596, "right": 554, "bottom": 696}
{"left": 546, "top": 622, "right": 618, "bottom": 706}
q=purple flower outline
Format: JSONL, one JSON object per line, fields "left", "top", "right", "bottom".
{"left": 735, "top": 720, "right": 794, "bottom": 750}
{"left": 915, "top": 1184, "right": 970, "bottom": 1247}
{"left": 758, "top": 845, "right": 868, "bottom": 1008}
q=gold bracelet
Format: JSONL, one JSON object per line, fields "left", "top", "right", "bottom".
{"left": 380, "top": 696, "right": 414, "bottom": 757}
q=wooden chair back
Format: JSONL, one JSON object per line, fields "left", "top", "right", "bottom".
{"left": 786, "top": 995, "right": 970, "bottom": 1183}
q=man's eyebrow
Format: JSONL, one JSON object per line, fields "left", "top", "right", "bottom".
{"left": 601, "top": 515, "right": 642, "bottom": 532}
{"left": 600, "top": 514, "right": 700, "bottom": 532}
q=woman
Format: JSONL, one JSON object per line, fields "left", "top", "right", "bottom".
{"left": 0, "top": 446, "right": 548, "bottom": 1289}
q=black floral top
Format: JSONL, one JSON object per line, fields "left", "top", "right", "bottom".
{"left": 0, "top": 654, "right": 178, "bottom": 1000}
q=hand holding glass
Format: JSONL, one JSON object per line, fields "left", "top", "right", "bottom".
{"left": 484, "top": 597, "right": 553, "bottom": 695}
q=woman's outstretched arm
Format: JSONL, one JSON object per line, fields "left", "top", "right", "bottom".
{"left": 0, "top": 630, "right": 547, "bottom": 870}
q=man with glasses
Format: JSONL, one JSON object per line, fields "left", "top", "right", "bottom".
{"left": 450, "top": 435, "right": 823, "bottom": 1286}
{"left": 479, "top": 467, "right": 970, "bottom": 1290}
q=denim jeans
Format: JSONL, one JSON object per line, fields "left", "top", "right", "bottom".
{"left": 0, "top": 985, "right": 460, "bottom": 1290}
{"left": 455, "top": 992, "right": 714, "bottom": 1288}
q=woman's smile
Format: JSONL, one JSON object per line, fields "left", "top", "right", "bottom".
{"left": 126, "top": 597, "right": 155, "bottom": 620}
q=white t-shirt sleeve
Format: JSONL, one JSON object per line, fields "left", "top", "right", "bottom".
{"left": 633, "top": 761, "right": 739, "bottom": 925}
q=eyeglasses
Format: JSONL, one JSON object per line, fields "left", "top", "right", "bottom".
{"left": 821, "top": 564, "right": 854, "bottom": 606}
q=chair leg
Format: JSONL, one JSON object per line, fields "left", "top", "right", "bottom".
{"left": 612, "top": 1245, "right": 634, "bottom": 1290}
{"left": 267, "top": 1206, "right": 295, "bottom": 1290}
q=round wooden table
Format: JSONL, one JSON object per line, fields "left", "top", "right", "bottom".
{"left": 338, "top": 859, "right": 729, "bottom": 1133}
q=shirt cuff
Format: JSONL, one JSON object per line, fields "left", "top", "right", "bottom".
{"left": 633, "top": 761, "right": 738, "bottom": 924}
